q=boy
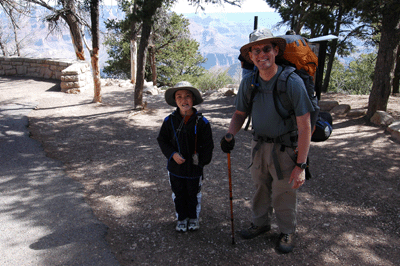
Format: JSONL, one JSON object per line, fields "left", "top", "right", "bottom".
{"left": 157, "top": 81, "right": 214, "bottom": 232}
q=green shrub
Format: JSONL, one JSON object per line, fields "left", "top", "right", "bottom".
{"left": 194, "top": 69, "right": 234, "bottom": 92}
{"left": 328, "top": 53, "right": 376, "bottom": 95}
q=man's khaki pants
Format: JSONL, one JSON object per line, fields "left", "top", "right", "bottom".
{"left": 250, "top": 140, "right": 297, "bottom": 234}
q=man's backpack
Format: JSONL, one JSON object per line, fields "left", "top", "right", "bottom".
{"left": 244, "top": 35, "right": 326, "bottom": 141}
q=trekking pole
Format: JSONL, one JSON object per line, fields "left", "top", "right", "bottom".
{"left": 225, "top": 133, "right": 235, "bottom": 245}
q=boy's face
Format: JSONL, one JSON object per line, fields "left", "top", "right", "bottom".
{"left": 175, "top": 89, "right": 194, "bottom": 114}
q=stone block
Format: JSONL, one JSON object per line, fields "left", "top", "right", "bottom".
{"left": 370, "top": 110, "right": 394, "bottom": 127}
{"left": 319, "top": 100, "right": 339, "bottom": 112}
{"left": 55, "top": 71, "right": 62, "bottom": 80}
{"left": 16, "top": 66, "right": 27, "bottom": 75}
{"left": 62, "top": 68, "right": 80, "bottom": 75}
{"left": 347, "top": 109, "right": 367, "bottom": 117}
{"left": 27, "top": 67, "right": 38, "bottom": 73}
{"left": 5, "top": 69, "right": 17, "bottom": 75}
{"left": 331, "top": 104, "right": 351, "bottom": 116}
{"left": 43, "top": 68, "right": 54, "bottom": 79}
{"left": 387, "top": 121, "right": 400, "bottom": 142}
{"left": 61, "top": 75, "right": 79, "bottom": 82}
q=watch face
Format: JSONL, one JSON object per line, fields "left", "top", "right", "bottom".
{"left": 297, "top": 163, "right": 307, "bottom": 169}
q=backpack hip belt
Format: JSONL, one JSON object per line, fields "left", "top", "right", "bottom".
{"left": 252, "top": 131, "right": 298, "bottom": 147}
{"left": 249, "top": 131, "right": 298, "bottom": 180}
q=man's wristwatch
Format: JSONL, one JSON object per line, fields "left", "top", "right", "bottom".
{"left": 296, "top": 162, "right": 307, "bottom": 170}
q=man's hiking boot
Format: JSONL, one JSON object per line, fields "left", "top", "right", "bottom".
{"left": 240, "top": 223, "right": 271, "bottom": 239}
{"left": 188, "top": 218, "right": 200, "bottom": 231}
{"left": 176, "top": 219, "right": 188, "bottom": 232}
{"left": 276, "top": 233, "right": 294, "bottom": 254}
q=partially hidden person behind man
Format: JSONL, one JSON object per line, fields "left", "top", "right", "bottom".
{"left": 220, "top": 28, "right": 314, "bottom": 254}
{"left": 157, "top": 81, "right": 214, "bottom": 233}
{"left": 238, "top": 31, "right": 256, "bottom": 78}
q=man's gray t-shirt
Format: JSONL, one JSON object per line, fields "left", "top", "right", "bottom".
{"left": 235, "top": 65, "right": 314, "bottom": 138}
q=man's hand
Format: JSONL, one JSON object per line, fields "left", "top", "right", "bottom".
{"left": 289, "top": 167, "right": 306, "bottom": 189}
{"left": 220, "top": 135, "right": 235, "bottom": 153}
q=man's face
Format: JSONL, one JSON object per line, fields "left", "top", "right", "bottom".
{"left": 249, "top": 42, "right": 279, "bottom": 71}
{"left": 175, "top": 89, "right": 194, "bottom": 113}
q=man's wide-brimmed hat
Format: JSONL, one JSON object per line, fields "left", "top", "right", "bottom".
{"left": 240, "top": 28, "right": 286, "bottom": 64}
{"left": 165, "top": 81, "right": 203, "bottom": 107}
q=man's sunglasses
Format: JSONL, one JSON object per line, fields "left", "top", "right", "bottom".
{"left": 251, "top": 45, "right": 274, "bottom": 56}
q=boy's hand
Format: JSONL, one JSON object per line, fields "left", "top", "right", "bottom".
{"left": 173, "top": 153, "right": 186, "bottom": 165}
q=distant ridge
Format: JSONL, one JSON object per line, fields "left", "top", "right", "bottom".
{"left": 0, "top": 6, "right": 283, "bottom": 77}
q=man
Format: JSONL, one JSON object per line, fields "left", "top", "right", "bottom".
{"left": 220, "top": 28, "right": 314, "bottom": 254}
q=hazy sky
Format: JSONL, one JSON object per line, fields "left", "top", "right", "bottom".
{"left": 102, "top": 0, "right": 274, "bottom": 14}
{"left": 172, "top": 0, "right": 273, "bottom": 13}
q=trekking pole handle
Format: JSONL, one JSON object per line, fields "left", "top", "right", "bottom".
{"left": 225, "top": 133, "right": 233, "bottom": 142}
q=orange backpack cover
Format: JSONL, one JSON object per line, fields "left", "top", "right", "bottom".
{"left": 280, "top": 35, "right": 318, "bottom": 77}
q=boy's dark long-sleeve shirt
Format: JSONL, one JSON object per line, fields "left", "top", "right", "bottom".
{"left": 157, "top": 108, "right": 214, "bottom": 178}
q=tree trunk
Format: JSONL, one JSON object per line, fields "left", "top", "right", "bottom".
{"left": 315, "top": 41, "right": 327, "bottom": 100}
{"left": 322, "top": 39, "right": 338, "bottom": 93}
{"left": 130, "top": 39, "right": 137, "bottom": 84}
{"left": 367, "top": 8, "right": 400, "bottom": 118}
{"left": 134, "top": 21, "right": 151, "bottom": 109}
{"left": 133, "top": 0, "right": 163, "bottom": 108}
{"left": 130, "top": 1, "right": 138, "bottom": 85}
{"left": 149, "top": 45, "right": 157, "bottom": 85}
{"left": 393, "top": 45, "right": 400, "bottom": 94}
{"left": 64, "top": 0, "right": 85, "bottom": 60}
{"left": 322, "top": 6, "right": 343, "bottom": 94}
{"left": 90, "top": 0, "right": 101, "bottom": 103}
{"left": 10, "top": 10, "right": 20, "bottom": 56}
{"left": 0, "top": 39, "right": 7, "bottom": 56}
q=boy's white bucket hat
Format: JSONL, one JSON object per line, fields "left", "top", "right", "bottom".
{"left": 165, "top": 81, "right": 203, "bottom": 107}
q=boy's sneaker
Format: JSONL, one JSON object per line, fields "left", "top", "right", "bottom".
{"left": 188, "top": 219, "right": 200, "bottom": 231}
{"left": 240, "top": 223, "right": 271, "bottom": 239}
{"left": 276, "top": 233, "right": 294, "bottom": 254}
{"left": 176, "top": 219, "right": 188, "bottom": 232}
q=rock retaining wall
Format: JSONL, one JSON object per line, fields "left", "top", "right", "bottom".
{"left": 0, "top": 56, "right": 92, "bottom": 93}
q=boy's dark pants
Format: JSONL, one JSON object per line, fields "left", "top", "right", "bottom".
{"left": 169, "top": 173, "right": 201, "bottom": 221}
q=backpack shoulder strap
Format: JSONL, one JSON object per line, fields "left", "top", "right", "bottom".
{"left": 244, "top": 69, "right": 260, "bottom": 131}
{"left": 273, "top": 65, "right": 297, "bottom": 125}
{"left": 275, "top": 65, "right": 296, "bottom": 110}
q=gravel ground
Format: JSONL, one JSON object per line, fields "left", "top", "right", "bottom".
{"left": 22, "top": 78, "right": 400, "bottom": 266}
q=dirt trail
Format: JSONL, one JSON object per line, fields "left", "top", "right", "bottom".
{"left": 26, "top": 81, "right": 400, "bottom": 266}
